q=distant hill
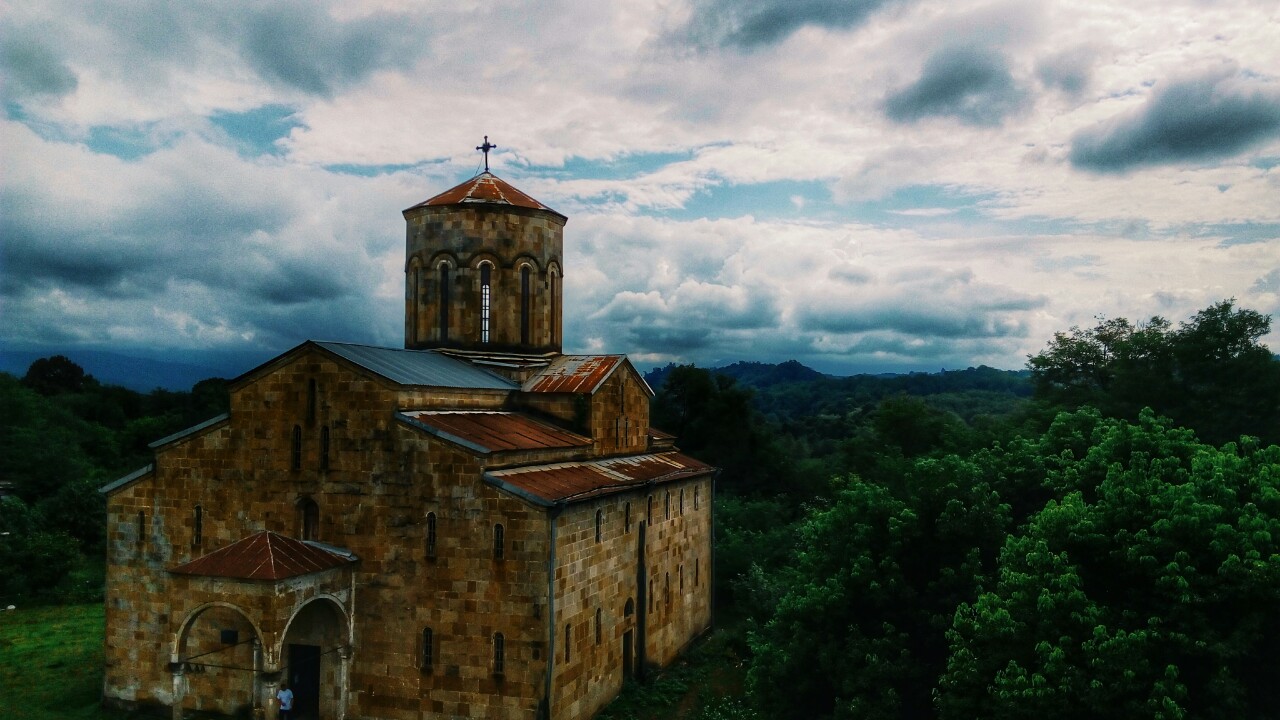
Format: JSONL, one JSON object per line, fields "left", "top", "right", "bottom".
{"left": 646, "top": 359, "right": 827, "bottom": 390}
{"left": 0, "top": 349, "right": 229, "bottom": 392}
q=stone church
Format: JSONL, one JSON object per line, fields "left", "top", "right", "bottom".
{"left": 101, "top": 152, "right": 716, "bottom": 720}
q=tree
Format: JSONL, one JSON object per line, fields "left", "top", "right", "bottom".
{"left": 1028, "top": 300, "right": 1280, "bottom": 445}
{"left": 746, "top": 457, "right": 1010, "bottom": 719}
{"left": 937, "top": 409, "right": 1280, "bottom": 719}
{"left": 21, "top": 355, "right": 93, "bottom": 395}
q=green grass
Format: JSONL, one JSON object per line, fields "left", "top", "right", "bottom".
{"left": 0, "top": 603, "right": 145, "bottom": 720}
{"left": 595, "top": 629, "right": 757, "bottom": 720}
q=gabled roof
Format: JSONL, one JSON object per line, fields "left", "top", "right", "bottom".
{"left": 100, "top": 464, "right": 154, "bottom": 495}
{"left": 169, "top": 531, "right": 356, "bottom": 581}
{"left": 315, "top": 342, "right": 518, "bottom": 390}
{"left": 523, "top": 355, "right": 653, "bottom": 396}
{"left": 404, "top": 172, "right": 565, "bottom": 220}
{"left": 399, "top": 411, "right": 591, "bottom": 454}
{"left": 484, "top": 452, "right": 715, "bottom": 506}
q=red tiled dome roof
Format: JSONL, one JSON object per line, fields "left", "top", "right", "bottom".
{"left": 405, "top": 172, "right": 564, "bottom": 219}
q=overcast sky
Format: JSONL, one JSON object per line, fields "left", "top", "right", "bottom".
{"left": 3, "top": 0, "right": 1279, "bottom": 377}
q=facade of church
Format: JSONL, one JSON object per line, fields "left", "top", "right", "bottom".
{"left": 100, "top": 168, "right": 716, "bottom": 720}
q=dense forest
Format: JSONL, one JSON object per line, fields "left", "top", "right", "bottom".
{"left": 4, "top": 300, "right": 1280, "bottom": 718}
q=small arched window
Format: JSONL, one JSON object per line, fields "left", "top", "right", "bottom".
{"left": 425, "top": 512, "right": 437, "bottom": 559}
{"left": 679, "top": 488, "right": 684, "bottom": 515}
{"left": 694, "top": 486, "right": 700, "bottom": 511}
{"left": 665, "top": 572, "right": 671, "bottom": 608}
{"left": 479, "top": 262, "right": 492, "bottom": 344}
{"left": 320, "top": 426, "right": 330, "bottom": 471}
{"left": 290, "top": 425, "right": 302, "bottom": 471}
{"left": 648, "top": 578, "right": 654, "bottom": 613}
{"left": 549, "top": 267, "right": 559, "bottom": 344}
{"left": 493, "top": 632, "right": 505, "bottom": 675}
{"left": 665, "top": 491, "right": 671, "bottom": 520}
{"left": 595, "top": 508, "right": 603, "bottom": 543}
{"left": 565, "top": 623, "right": 572, "bottom": 662}
{"left": 438, "top": 262, "right": 451, "bottom": 342}
{"left": 695, "top": 558, "right": 700, "bottom": 586}
{"left": 595, "top": 608, "right": 603, "bottom": 645}
{"left": 624, "top": 598, "right": 634, "bottom": 618}
{"left": 624, "top": 502, "right": 631, "bottom": 534}
{"left": 409, "top": 263, "right": 421, "bottom": 344}
{"left": 493, "top": 523, "right": 504, "bottom": 560}
{"left": 520, "top": 264, "right": 532, "bottom": 345}
{"left": 680, "top": 564, "right": 684, "bottom": 590}
{"left": 192, "top": 504, "right": 203, "bottom": 548}
{"left": 646, "top": 495, "right": 653, "bottom": 525}
{"left": 421, "top": 627, "right": 434, "bottom": 671}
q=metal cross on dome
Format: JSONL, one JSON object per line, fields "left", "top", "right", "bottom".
{"left": 476, "top": 136, "right": 497, "bottom": 172}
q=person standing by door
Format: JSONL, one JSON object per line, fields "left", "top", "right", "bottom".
{"left": 277, "top": 681, "right": 294, "bottom": 720}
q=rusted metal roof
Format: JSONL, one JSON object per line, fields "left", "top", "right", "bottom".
{"left": 485, "top": 452, "right": 715, "bottom": 505}
{"left": 523, "top": 355, "right": 627, "bottom": 394}
{"left": 169, "top": 531, "right": 356, "bottom": 581}
{"left": 400, "top": 411, "right": 590, "bottom": 453}
{"left": 405, "top": 172, "right": 565, "bottom": 220}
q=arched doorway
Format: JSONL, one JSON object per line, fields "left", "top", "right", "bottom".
{"left": 173, "top": 603, "right": 264, "bottom": 718}
{"left": 280, "top": 598, "right": 348, "bottom": 720}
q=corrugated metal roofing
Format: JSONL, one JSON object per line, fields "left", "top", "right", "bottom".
{"left": 523, "top": 355, "right": 626, "bottom": 394}
{"left": 317, "top": 342, "right": 517, "bottom": 390}
{"left": 485, "top": 452, "right": 715, "bottom": 505}
{"left": 401, "top": 411, "right": 591, "bottom": 453}
{"left": 169, "top": 531, "right": 356, "bottom": 581}
{"left": 405, "top": 172, "right": 565, "bottom": 220}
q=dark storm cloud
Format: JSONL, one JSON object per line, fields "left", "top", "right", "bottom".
{"left": 679, "top": 0, "right": 901, "bottom": 50}
{"left": 884, "top": 46, "right": 1027, "bottom": 126}
{"left": 1069, "top": 69, "right": 1280, "bottom": 173}
{"left": 795, "top": 292, "right": 1042, "bottom": 339}
{"left": 238, "top": 4, "right": 425, "bottom": 96}
{"left": 0, "top": 33, "right": 78, "bottom": 98}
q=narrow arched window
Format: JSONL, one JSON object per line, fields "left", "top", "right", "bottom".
{"left": 550, "top": 268, "right": 559, "bottom": 344}
{"left": 647, "top": 495, "right": 653, "bottom": 525}
{"left": 624, "top": 502, "right": 631, "bottom": 534}
{"left": 136, "top": 511, "right": 146, "bottom": 547}
{"left": 421, "top": 627, "right": 434, "bottom": 671}
{"left": 680, "top": 564, "right": 684, "bottom": 590}
{"left": 624, "top": 598, "right": 634, "bottom": 618}
{"left": 479, "top": 263, "right": 492, "bottom": 344}
{"left": 426, "top": 512, "right": 437, "bottom": 559}
{"left": 306, "top": 379, "right": 317, "bottom": 425}
{"left": 410, "top": 265, "right": 420, "bottom": 344}
{"left": 595, "top": 508, "right": 603, "bottom": 543}
{"left": 192, "top": 505, "right": 202, "bottom": 548}
{"left": 695, "top": 558, "right": 700, "bottom": 586}
{"left": 493, "top": 523, "right": 504, "bottom": 560}
{"left": 300, "top": 498, "right": 319, "bottom": 541}
{"left": 520, "top": 264, "right": 532, "bottom": 345}
{"left": 648, "top": 578, "right": 654, "bottom": 613}
{"left": 694, "top": 486, "right": 700, "bottom": 511}
{"left": 595, "top": 608, "right": 603, "bottom": 645}
{"left": 565, "top": 623, "right": 572, "bottom": 662}
{"left": 320, "top": 426, "right": 330, "bottom": 471}
{"left": 665, "top": 572, "right": 671, "bottom": 608}
{"left": 438, "top": 263, "right": 450, "bottom": 342}
{"left": 665, "top": 491, "right": 671, "bottom": 520}
{"left": 291, "top": 425, "right": 302, "bottom": 471}
{"left": 493, "top": 632, "right": 505, "bottom": 675}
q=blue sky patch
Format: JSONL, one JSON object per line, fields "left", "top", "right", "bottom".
{"left": 85, "top": 124, "right": 164, "bottom": 160}
{"left": 210, "top": 104, "right": 300, "bottom": 157}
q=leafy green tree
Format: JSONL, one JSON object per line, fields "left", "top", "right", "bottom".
{"left": 938, "top": 409, "right": 1280, "bottom": 719}
{"left": 1028, "top": 300, "right": 1280, "bottom": 445}
{"left": 0, "top": 497, "right": 80, "bottom": 600}
{"left": 21, "top": 354, "right": 93, "bottom": 395}
{"left": 746, "top": 457, "right": 1010, "bottom": 719}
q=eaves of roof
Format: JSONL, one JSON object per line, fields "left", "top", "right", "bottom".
{"left": 148, "top": 414, "right": 230, "bottom": 450}
{"left": 100, "top": 464, "right": 154, "bottom": 495}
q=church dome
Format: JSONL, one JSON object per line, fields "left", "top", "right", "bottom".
{"left": 405, "top": 171, "right": 565, "bottom": 220}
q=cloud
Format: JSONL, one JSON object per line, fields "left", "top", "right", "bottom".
{"left": 1070, "top": 68, "right": 1280, "bottom": 173}
{"left": 676, "top": 0, "right": 901, "bottom": 50}
{"left": 1036, "top": 45, "right": 1095, "bottom": 95}
{"left": 0, "top": 33, "right": 78, "bottom": 99}
{"left": 884, "top": 46, "right": 1027, "bottom": 126}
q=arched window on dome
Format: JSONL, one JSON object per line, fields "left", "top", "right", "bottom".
{"left": 549, "top": 266, "right": 560, "bottom": 345}
{"left": 438, "top": 261, "right": 450, "bottom": 342}
{"left": 520, "top": 264, "right": 532, "bottom": 345}
{"left": 409, "top": 261, "right": 421, "bottom": 344}
{"left": 479, "top": 262, "right": 492, "bottom": 343}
